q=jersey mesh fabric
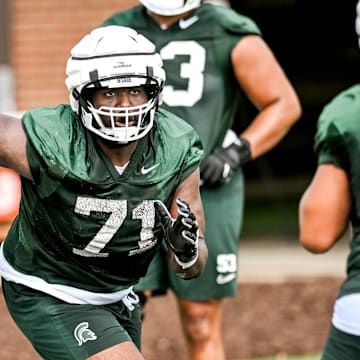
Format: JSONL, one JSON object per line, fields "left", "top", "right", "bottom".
{"left": 1, "top": 105, "right": 202, "bottom": 295}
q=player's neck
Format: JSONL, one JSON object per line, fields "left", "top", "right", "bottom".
{"left": 95, "top": 138, "right": 138, "bottom": 167}
{"left": 147, "top": 10, "right": 193, "bottom": 29}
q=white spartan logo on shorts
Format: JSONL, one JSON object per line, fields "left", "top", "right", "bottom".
{"left": 74, "top": 322, "right": 98, "bottom": 346}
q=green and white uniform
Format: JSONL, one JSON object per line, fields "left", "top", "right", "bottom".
{"left": 314, "top": 84, "right": 360, "bottom": 359}
{"left": 0, "top": 104, "right": 202, "bottom": 359}
{"left": 103, "top": 4, "right": 261, "bottom": 299}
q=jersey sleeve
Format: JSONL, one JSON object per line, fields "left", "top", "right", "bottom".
{"left": 201, "top": 5, "right": 262, "bottom": 85}
{"left": 178, "top": 126, "right": 203, "bottom": 183}
{"left": 314, "top": 85, "right": 360, "bottom": 171}
{"left": 22, "top": 105, "right": 86, "bottom": 189}
{"left": 155, "top": 109, "right": 203, "bottom": 184}
{"left": 213, "top": 5, "right": 261, "bottom": 36}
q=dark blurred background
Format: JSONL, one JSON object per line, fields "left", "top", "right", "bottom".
{"left": 228, "top": 0, "right": 360, "bottom": 237}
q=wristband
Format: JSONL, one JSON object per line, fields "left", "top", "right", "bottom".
{"left": 236, "top": 137, "right": 252, "bottom": 165}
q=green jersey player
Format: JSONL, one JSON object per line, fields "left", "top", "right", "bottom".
{"left": 299, "top": 3, "right": 360, "bottom": 358}
{"left": 0, "top": 26, "right": 208, "bottom": 360}
{"left": 300, "top": 87, "right": 360, "bottom": 359}
{"left": 103, "top": 1, "right": 301, "bottom": 359}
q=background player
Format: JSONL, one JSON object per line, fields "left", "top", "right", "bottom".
{"left": 102, "top": 1, "right": 302, "bottom": 359}
{"left": 299, "top": 2, "right": 360, "bottom": 358}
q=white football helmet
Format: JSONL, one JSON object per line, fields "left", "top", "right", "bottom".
{"left": 65, "top": 26, "right": 165, "bottom": 144}
{"left": 139, "top": 0, "right": 201, "bottom": 16}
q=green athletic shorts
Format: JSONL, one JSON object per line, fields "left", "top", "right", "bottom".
{"left": 321, "top": 324, "right": 360, "bottom": 360}
{"left": 2, "top": 279, "right": 142, "bottom": 360}
{"left": 135, "top": 169, "right": 244, "bottom": 300}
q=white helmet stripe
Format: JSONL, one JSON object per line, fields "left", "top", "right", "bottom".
{"left": 65, "top": 26, "right": 165, "bottom": 144}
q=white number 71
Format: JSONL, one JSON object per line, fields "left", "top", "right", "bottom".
{"left": 72, "top": 197, "right": 155, "bottom": 258}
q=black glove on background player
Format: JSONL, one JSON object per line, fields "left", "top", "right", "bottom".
{"left": 154, "top": 198, "right": 199, "bottom": 269}
{"left": 200, "top": 138, "right": 251, "bottom": 188}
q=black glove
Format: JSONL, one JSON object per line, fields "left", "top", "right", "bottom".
{"left": 154, "top": 198, "right": 199, "bottom": 269}
{"left": 200, "top": 138, "right": 251, "bottom": 188}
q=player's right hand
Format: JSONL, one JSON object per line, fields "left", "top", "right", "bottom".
{"left": 200, "top": 139, "right": 251, "bottom": 188}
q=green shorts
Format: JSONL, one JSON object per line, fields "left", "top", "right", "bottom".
{"left": 135, "top": 169, "right": 244, "bottom": 300}
{"left": 2, "top": 280, "right": 142, "bottom": 360}
{"left": 321, "top": 324, "right": 360, "bottom": 360}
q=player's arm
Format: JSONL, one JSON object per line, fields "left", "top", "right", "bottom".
{"left": 0, "top": 113, "right": 32, "bottom": 180}
{"left": 299, "top": 164, "right": 351, "bottom": 253}
{"left": 154, "top": 168, "right": 208, "bottom": 279}
{"left": 200, "top": 35, "right": 302, "bottom": 188}
{"left": 232, "top": 35, "right": 302, "bottom": 158}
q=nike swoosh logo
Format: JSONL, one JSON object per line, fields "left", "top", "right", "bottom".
{"left": 216, "top": 273, "right": 236, "bottom": 285}
{"left": 141, "top": 163, "right": 160, "bottom": 175}
{"left": 179, "top": 15, "right": 199, "bottom": 30}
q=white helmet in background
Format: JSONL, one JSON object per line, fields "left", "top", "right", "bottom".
{"left": 65, "top": 26, "right": 165, "bottom": 144}
{"left": 139, "top": 0, "right": 201, "bottom": 16}
{"left": 356, "top": 1, "right": 360, "bottom": 47}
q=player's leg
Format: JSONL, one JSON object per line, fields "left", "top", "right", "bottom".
{"left": 169, "top": 170, "right": 244, "bottom": 360}
{"left": 2, "top": 279, "right": 143, "bottom": 360}
{"left": 177, "top": 298, "right": 225, "bottom": 360}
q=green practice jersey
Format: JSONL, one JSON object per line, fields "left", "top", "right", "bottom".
{"left": 102, "top": 4, "right": 261, "bottom": 156}
{"left": 315, "top": 84, "right": 360, "bottom": 296}
{"left": 2, "top": 105, "right": 203, "bottom": 294}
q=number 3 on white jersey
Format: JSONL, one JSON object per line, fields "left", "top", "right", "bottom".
{"left": 160, "top": 41, "right": 205, "bottom": 107}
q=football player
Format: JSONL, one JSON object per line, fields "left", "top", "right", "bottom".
{"left": 102, "top": 1, "right": 301, "bottom": 359}
{"left": 299, "top": 2, "right": 360, "bottom": 359}
{"left": 0, "top": 26, "right": 207, "bottom": 360}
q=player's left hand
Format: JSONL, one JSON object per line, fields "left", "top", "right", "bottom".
{"left": 154, "top": 198, "right": 199, "bottom": 269}
{"left": 200, "top": 139, "right": 251, "bottom": 188}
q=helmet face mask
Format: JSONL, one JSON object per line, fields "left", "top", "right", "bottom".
{"left": 81, "top": 79, "right": 160, "bottom": 144}
{"left": 65, "top": 26, "right": 165, "bottom": 144}
{"left": 139, "top": 0, "right": 201, "bottom": 16}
